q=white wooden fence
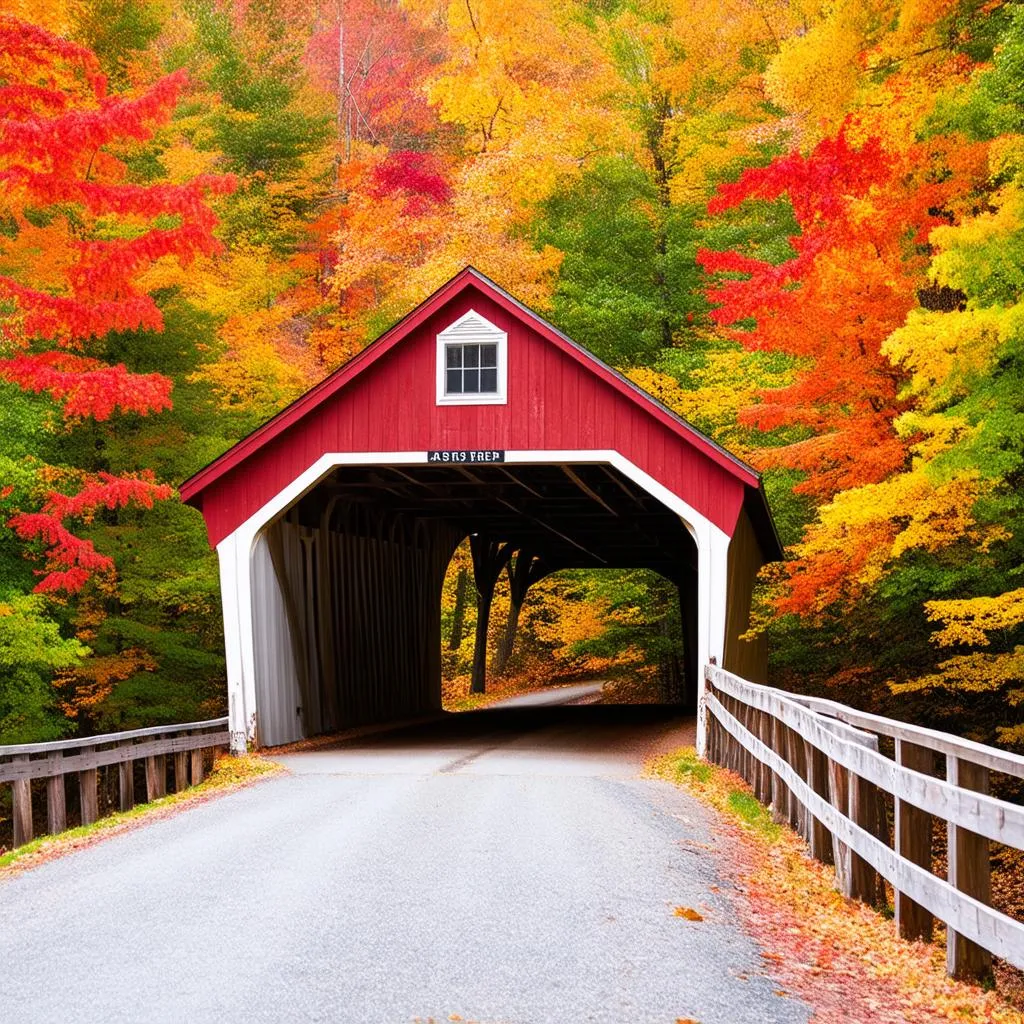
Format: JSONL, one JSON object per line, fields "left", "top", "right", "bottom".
{"left": 704, "top": 665, "right": 1024, "bottom": 980}
{"left": 0, "top": 718, "right": 229, "bottom": 849}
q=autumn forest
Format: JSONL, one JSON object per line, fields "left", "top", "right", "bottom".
{"left": 0, "top": 0, "right": 1022, "bottom": 752}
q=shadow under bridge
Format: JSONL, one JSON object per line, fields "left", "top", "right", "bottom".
{"left": 250, "top": 461, "right": 699, "bottom": 746}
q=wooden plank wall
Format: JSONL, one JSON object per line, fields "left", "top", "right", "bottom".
{"left": 263, "top": 512, "right": 462, "bottom": 743}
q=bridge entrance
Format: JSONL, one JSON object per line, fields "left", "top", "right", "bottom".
{"left": 247, "top": 458, "right": 699, "bottom": 746}
{"left": 180, "top": 268, "right": 780, "bottom": 753}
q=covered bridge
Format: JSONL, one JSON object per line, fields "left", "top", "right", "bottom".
{"left": 180, "top": 268, "right": 781, "bottom": 753}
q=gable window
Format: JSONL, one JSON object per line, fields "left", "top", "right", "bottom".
{"left": 436, "top": 309, "right": 507, "bottom": 405}
{"left": 445, "top": 342, "right": 498, "bottom": 395}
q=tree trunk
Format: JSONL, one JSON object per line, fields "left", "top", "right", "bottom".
{"left": 468, "top": 535, "right": 516, "bottom": 695}
{"left": 494, "top": 595, "right": 523, "bottom": 677}
{"left": 645, "top": 93, "right": 673, "bottom": 349}
{"left": 470, "top": 582, "right": 493, "bottom": 694}
{"left": 449, "top": 567, "right": 469, "bottom": 650}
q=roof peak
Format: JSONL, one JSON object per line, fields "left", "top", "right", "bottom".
{"left": 179, "top": 266, "right": 765, "bottom": 512}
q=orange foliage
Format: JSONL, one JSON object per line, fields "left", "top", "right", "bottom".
{"left": 700, "top": 131, "right": 988, "bottom": 501}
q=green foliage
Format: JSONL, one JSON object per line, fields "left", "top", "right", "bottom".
{"left": 928, "top": 4, "right": 1024, "bottom": 141}
{"left": 172, "top": 0, "right": 333, "bottom": 252}
{"left": 536, "top": 157, "right": 707, "bottom": 364}
{"left": 0, "top": 595, "right": 85, "bottom": 744}
{"left": 76, "top": 0, "right": 163, "bottom": 86}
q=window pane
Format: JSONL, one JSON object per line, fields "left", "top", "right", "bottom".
{"left": 480, "top": 344, "right": 497, "bottom": 368}
{"left": 446, "top": 369, "right": 462, "bottom": 393}
{"left": 463, "top": 344, "right": 479, "bottom": 368}
{"left": 463, "top": 369, "right": 479, "bottom": 393}
{"left": 480, "top": 368, "right": 497, "bottom": 393}
{"left": 446, "top": 345, "right": 462, "bottom": 368}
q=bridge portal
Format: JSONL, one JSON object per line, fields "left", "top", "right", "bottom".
{"left": 180, "top": 268, "right": 780, "bottom": 752}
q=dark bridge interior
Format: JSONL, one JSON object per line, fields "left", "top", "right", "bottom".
{"left": 256, "top": 462, "right": 697, "bottom": 745}
{"left": 290, "top": 462, "right": 696, "bottom": 579}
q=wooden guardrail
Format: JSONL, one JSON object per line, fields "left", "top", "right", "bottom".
{"left": 704, "top": 665, "right": 1024, "bottom": 980}
{"left": 0, "top": 718, "right": 230, "bottom": 849}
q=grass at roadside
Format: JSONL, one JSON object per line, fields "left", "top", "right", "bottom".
{"left": 650, "top": 748, "right": 1024, "bottom": 1024}
{"left": 0, "top": 754, "right": 282, "bottom": 877}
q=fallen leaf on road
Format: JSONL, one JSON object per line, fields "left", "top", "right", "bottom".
{"left": 674, "top": 906, "right": 704, "bottom": 920}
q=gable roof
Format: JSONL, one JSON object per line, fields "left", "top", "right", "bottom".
{"left": 179, "top": 267, "right": 780, "bottom": 557}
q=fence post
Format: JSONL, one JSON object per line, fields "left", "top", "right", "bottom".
{"left": 738, "top": 703, "right": 755, "bottom": 786}
{"left": 79, "top": 750, "right": 99, "bottom": 826}
{"left": 770, "top": 716, "right": 789, "bottom": 825}
{"left": 895, "top": 739, "right": 933, "bottom": 941}
{"left": 848, "top": 773, "right": 884, "bottom": 905}
{"left": 191, "top": 744, "right": 205, "bottom": 786}
{"left": 145, "top": 754, "right": 166, "bottom": 802}
{"left": 827, "top": 758, "right": 852, "bottom": 896}
{"left": 754, "top": 710, "right": 772, "bottom": 803}
{"left": 118, "top": 749, "right": 135, "bottom": 812}
{"left": 804, "top": 739, "right": 833, "bottom": 865}
{"left": 173, "top": 751, "right": 189, "bottom": 793}
{"left": 946, "top": 756, "right": 992, "bottom": 980}
{"left": 704, "top": 675, "right": 717, "bottom": 764}
{"left": 46, "top": 752, "right": 66, "bottom": 834}
{"left": 785, "top": 727, "right": 808, "bottom": 839}
{"left": 12, "top": 755, "right": 32, "bottom": 847}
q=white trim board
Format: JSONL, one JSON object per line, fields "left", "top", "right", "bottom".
{"left": 435, "top": 308, "right": 508, "bottom": 406}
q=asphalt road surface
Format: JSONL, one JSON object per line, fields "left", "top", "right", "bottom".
{"left": 483, "top": 681, "right": 605, "bottom": 708}
{"left": 0, "top": 706, "right": 811, "bottom": 1024}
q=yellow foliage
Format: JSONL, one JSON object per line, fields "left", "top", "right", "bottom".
{"left": 891, "top": 647, "right": 1024, "bottom": 701}
{"left": 191, "top": 305, "right": 316, "bottom": 412}
{"left": 0, "top": 0, "right": 81, "bottom": 35}
{"left": 923, "top": 589, "right": 1024, "bottom": 649}
{"left": 929, "top": 185, "right": 1024, "bottom": 291}
{"left": 530, "top": 585, "right": 610, "bottom": 660}
{"left": 409, "top": 0, "right": 623, "bottom": 213}
{"left": 790, "top": 469, "right": 988, "bottom": 610}
{"left": 627, "top": 347, "right": 795, "bottom": 456}
{"left": 764, "top": 0, "right": 874, "bottom": 143}
{"left": 159, "top": 141, "right": 222, "bottom": 184}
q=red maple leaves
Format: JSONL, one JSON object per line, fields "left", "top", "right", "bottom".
{"left": 9, "top": 473, "right": 173, "bottom": 595}
{"left": 0, "top": 15, "right": 233, "bottom": 593}
{"left": 698, "top": 130, "right": 985, "bottom": 499}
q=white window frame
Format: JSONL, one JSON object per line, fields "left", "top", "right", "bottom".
{"left": 435, "top": 309, "right": 508, "bottom": 406}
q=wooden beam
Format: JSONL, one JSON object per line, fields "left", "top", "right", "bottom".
{"left": 560, "top": 465, "right": 619, "bottom": 517}
{"left": 599, "top": 464, "right": 646, "bottom": 505}
{"left": 497, "top": 465, "right": 544, "bottom": 498}
{"left": 494, "top": 496, "right": 608, "bottom": 565}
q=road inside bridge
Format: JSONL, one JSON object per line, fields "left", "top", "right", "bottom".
{"left": 0, "top": 707, "right": 810, "bottom": 1024}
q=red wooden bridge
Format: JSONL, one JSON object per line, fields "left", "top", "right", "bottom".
{"left": 178, "top": 266, "right": 779, "bottom": 752}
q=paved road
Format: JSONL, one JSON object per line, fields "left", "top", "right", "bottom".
{"left": 483, "top": 681, "right": 605, "bottom": 708}
{"left": 0, "top": 707, "right": 811, "bottom": 1024}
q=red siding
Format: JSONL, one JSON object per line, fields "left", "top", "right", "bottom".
{"left": 191, "top": 283, "right": 748, "bottom": 547}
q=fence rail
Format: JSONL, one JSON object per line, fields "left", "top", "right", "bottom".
{"left": 0, "top": 718, "right": 230, "bottom": 849}
{"left": 704, "top": 666, "right": 1024, "bottom": 980}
